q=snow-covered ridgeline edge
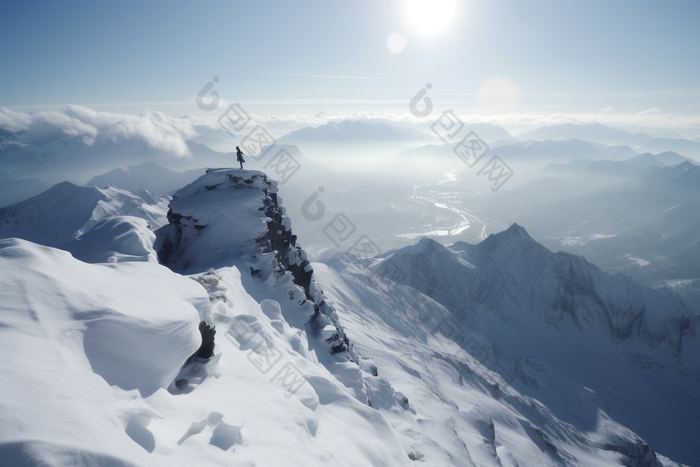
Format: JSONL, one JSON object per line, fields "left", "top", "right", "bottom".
{"left": 154, "top": 169, "right": 392, "bottom": 405}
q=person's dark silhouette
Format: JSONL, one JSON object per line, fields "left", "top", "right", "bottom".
{"left": 236, "top": 146, "right": 245, "bottom": 169}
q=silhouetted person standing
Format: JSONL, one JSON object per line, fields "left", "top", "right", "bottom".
{"left": 236, "top": 146, "right": 245, "bottom": 169}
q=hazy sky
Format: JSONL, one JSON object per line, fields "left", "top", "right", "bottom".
{"left": 2, "top": 0, "right": 699, "bottom": 124}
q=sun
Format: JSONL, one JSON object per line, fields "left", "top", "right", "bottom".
{"left": 407, "top": 0, "right": 456, "bottom": 34}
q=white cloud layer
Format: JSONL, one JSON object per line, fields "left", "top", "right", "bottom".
{"left": 3, "top": 105, "right": 700, "bottom": 150}
{"left": 0, "top": 106, "right": 198, "bottom": 156}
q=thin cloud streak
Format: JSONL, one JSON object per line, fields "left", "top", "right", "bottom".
{"left": 262, "top": 73, "right": 379, "bottom": 80}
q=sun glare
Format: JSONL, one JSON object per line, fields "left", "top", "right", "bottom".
{"left": 407, "top": 0, "right": 456, "bottom": 34}
{"left": 387, "top": 32, "right": 408, "bottom": 54}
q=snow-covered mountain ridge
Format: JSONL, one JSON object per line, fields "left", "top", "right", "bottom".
{"left": 0, "top": 182, "right": 169, "bottom": 246}
{"left": 0, "top": 169, "right": 412, "bottom": 466}
{"left": 391, "top": 224, "right": 696, "bottom": 353}
{"left": 155, "top": 168, "right": 354, "bottom": 359}
{"left": 0, "top": 167, "right": 696, "bottom": 466}
{"left": 367, "top": 223, "right": 700, "bottom": 465}
{"left": 315, "top": 253, "right": 689, "bottom": 466}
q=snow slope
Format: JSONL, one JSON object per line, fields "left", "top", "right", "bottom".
{"left": 154, "top": 169, "right": 387, "bottom": 400}
{"left": 1, "top": 167, "right": 695, "bottom": 466}
{"left": 356, "top": 224, "right": 700, "bottom": 465}
{"left": 0, "top": 170, "right": 413, "bottom": 466}
{"left": 60, "top": 216, "right": 158, "bottom": 264}
{"left": 0, "top": 182, "right": 169, "bottom": 246}
{"left": 0, "top": 238, "right": 206, "bottom": 465}
{"left": 314, "top": 255, "right": 685, "bottom": 466}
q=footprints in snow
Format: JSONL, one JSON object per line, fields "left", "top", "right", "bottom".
{"left": 125, "top": 411, "right": 245, "bottom": 454}
{"left": 177, "top": 412, "right": 245, "bottom": 451}
{"left": 125, "top": 412, "right": 157, "bottom": 453}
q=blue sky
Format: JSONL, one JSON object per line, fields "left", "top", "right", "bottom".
{"left": 1, "top": 0, "right": 699, "bottom": 121}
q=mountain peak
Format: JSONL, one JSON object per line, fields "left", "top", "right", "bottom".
{"left": 404, "top": 236, "right": 449, "bottom": 256}
{"left": 0, "top": 127, "right": 14, "bottom": 139}
{"left": 481, "top": 222, "right": 532, "bottom": 248}
{"left": 504, "top": 222, "right": 529, "bottom": 237}
{"left": 279, "top": 119, "right": 429, "bottom": 143}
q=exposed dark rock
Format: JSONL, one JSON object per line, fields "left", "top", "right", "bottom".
{"left": 254, "top": 179, "right": 349, "bottom": 355}
{"left": 182, "top": 321, "right": 216, "bottom": 368}
{"left": 603, "top": 438, "right": 664, "bottom": 467}
{"left": 407, "top": 451, "right": 423, "bottom": 461}
{"left": 396, "top": 392, "right": 410, "bottom": 410}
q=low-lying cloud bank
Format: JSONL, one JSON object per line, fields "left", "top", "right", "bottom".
{"left": 0, "top": 106, "right": 198, "bottom": 156}
{"left": 3, "top": 106, "right": 700, "bottom": 151}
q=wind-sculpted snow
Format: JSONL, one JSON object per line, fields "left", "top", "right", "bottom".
{"left": 0, "top": 171, "right": 411, "bottom": 466}
{"left": 373, "top": 224, "right": 700, "bottom": 465}
{"left": 0, "top": 238, "right": 206, "bottom": 464}
{"left": 60, "top": 216, "right": 158, "bottom": 263}
{"left": 0, "top": 181, "right": 169, "bottom": 246}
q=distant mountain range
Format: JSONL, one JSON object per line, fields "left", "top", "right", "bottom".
{"left": 363, "top": 224, "right": 700, "bottom": 465}
{"left": 542, "top": 151, "right": 697, "bottom": 176}
{"left": 635, "top": 137, "right": 700, "bottom": 158}
{"left": 435, "top": 121, "right": 516, "bottom": 144}
{"left": 0, "top": 170, "right": 50, "bottom": 207}
{"left": 402, "top": 138, "right": 639, "bottom": 168}
{"left": 279, "top": 120, "right": 436, "bottom": 144}
{"left": 0, "top": 126, "right": 236, "bottom": 182}
{"left": 626, "top": 151, "right": 697, "bottom": 168}
{"left": 492, "top": 139, "right": 637, "bottom": 163}
{"left": 479, "top": 161, "right": 700, "bottom": 314}
{"left": 517, "top": 122, "right": 652, "bottom": 146}
{"left": 85, "top": 162, "right": 205, "bottom": 195}
{"left": 517, "top": 123, "right": 700, "bottom": 159}
{"left": 0, "top": 182, "right": 169, "bottom": 247}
